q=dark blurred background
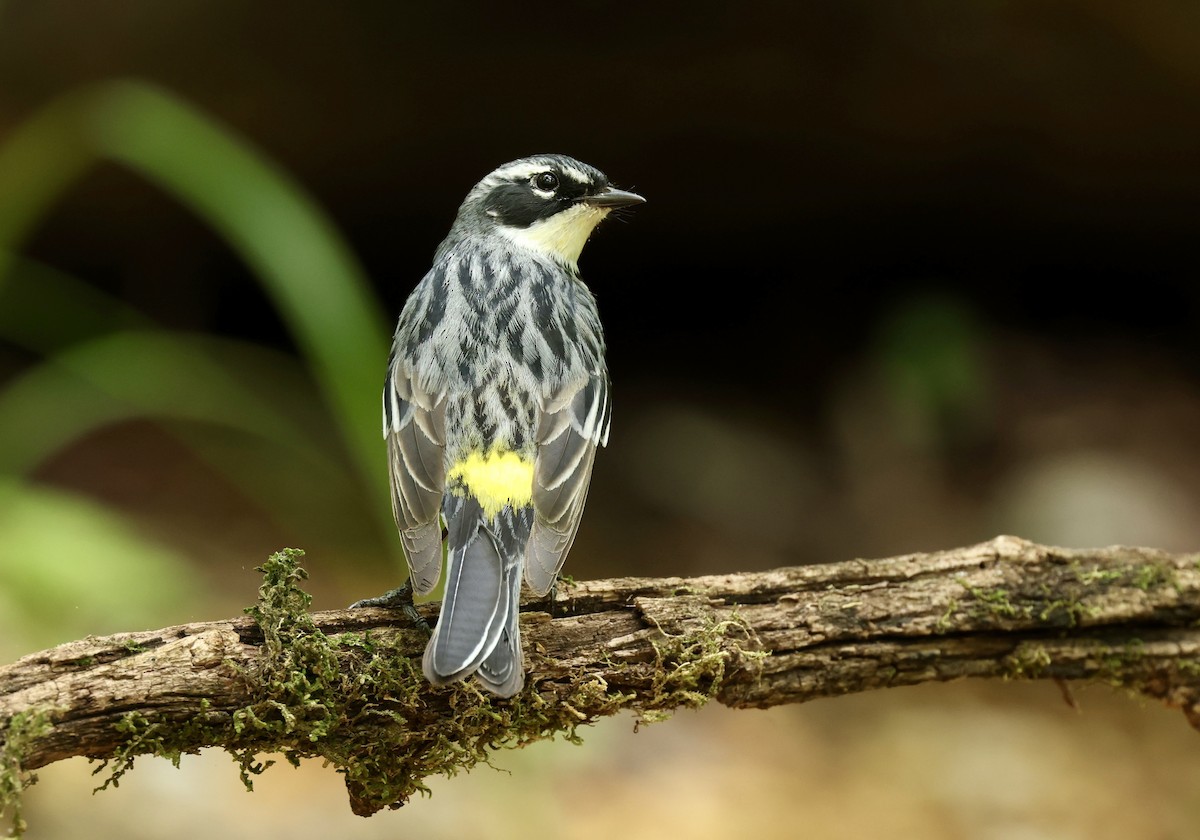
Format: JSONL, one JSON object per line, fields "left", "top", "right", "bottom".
{"left": 3, "top": 2, "right": 1200, "bottom": 838}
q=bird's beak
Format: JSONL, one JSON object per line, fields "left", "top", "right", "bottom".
{"left": 583, "top": 187, "right": 646, "bottom": 209}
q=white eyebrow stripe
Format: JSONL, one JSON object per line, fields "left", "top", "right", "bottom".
{"left": 560, "top": 165, "right": 592, "bottom": 184}
{"left": 491, "top": 163, "right": 547, "bottom": 181}
{"left": 490, "top": 160, "right": 595, "bottom": 187}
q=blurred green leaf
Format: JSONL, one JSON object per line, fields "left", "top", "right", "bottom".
{"left": 0, "top": 79, "right": 395, "bottom": 549}
{"left": 0, "top": 478, "right": 203, "bottom": 652}
{"left": 0, "top": 91, "right": 97, "bottom": 265}
{"left": 0, "top": 258, "right": 150, "bottom": 353}
{"left": 0, "top": 330, "right": 369, "bottom": 537}
{"left": 89, "top": 82, "right": 391, "bottom": 499}
{"left": 0, "top": 330, "right": 331, "bottom": 471}
{"left": 875, "top": 294, "right": 992, "bottom": 449}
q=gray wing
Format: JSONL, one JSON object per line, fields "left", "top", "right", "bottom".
{"left": 383, "top": 354, "right": 447, "bottom": 595}
{"left": 524, "top": 373, "right": 611, "bottom": 596}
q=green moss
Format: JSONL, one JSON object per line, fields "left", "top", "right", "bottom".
{"left": 1, "top": 709, "right": 53, "bottom": 838}
{"left": 88, "top": 548, "right": 765, "bottom": 818}
{"left": 960, "top": 583, "right": 1029, "bottom": 620}
{"left": 1071, "top": 564, "right": 1123, "bottom": 586}
{"left": 91, "top": 549, "right": 456, "bottom": 811}
{"left": 1094, "top": 639, "right": 1148, "bottom": 690}
{"left": 92, "top": 698, "right": 237, "bottom": 795}
{"left": 1130, "top": 563, "right": 1172, "bottom": 591}
{"left": 960, "top": 576, "right": 1109, "bottom": 629}
{"left": 935, "top": 597, "right": 959, "bottom": 633}
{"left": 1004, "top": 643, "right": 1052, "bottom": 679}
{"left": 1036, "top": 599, "right": 1099, "bottom": 626}
{"left": 1071, "top": 559, "right": 1177, "bottom": 593}
{"left": 1176, "top": 658, "right": 1200, "bottom": 679}
{"left": 635, "top": 610, "right": 765, "bottom": 728}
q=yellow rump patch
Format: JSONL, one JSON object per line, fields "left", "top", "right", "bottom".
{"left": 447, "top": 450, "right": 534, "bottom": 519}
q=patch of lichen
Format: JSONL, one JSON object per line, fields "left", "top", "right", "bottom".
{"left": 635, "top": 611, "right": 765, "bottom": 727}
{"left": 1, "top": 709, "right": 53, "bottom": 838}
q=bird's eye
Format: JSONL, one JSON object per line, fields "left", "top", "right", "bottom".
{"left": 533, "top": 172, "right": 559, "bottom": 193}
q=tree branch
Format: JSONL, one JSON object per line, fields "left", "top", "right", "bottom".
{"left": 3, "top": 535, "right": 1200, "bottom": 825}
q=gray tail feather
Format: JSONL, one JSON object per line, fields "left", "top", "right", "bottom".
{"left": 476, "top": 559, "right": 525, "bottom": 697}
{"left": 423, "top": 497, "right": 509, "bottom": 685}
{"left": 423, "top": 498, "right": 530, "bottom": 695}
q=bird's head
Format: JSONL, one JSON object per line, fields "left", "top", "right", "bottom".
{"left": 453, "top": 154, "right": 645, "bottom": 268}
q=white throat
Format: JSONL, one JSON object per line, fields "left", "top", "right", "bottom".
{"left": 496, "top": 203, "right": 611, "bottom": 268}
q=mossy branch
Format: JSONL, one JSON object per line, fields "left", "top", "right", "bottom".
{"left": 4, "top": 535, "right": 1200, "bottom": 832}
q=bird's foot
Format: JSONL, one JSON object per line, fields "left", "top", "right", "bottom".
{"left": 350, "top": 580, "right": 431, "bottom": 632}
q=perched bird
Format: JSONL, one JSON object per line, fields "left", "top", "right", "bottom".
{"left": 381, "top": 154, "right": 643, "bottom": 697}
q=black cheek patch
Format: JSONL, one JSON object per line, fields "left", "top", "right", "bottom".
{"left": 485, "top": 184, "right": 565, "bottom": 228}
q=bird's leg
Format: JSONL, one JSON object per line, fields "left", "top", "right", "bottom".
{"left": 350, "top": 579, "right": 431, "bottom": 633}
{"left": 544, "top": 576, "right": 561, "bottom": 617}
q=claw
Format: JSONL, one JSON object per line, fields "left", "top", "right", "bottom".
{"left": 350, "top": 580, "right": 431, "bottom": 633}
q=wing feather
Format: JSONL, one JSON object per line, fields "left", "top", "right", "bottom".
{"left": 384, "top": 357, "right": 447, "bottom": 594}
{"left": 525, "top": 373, "right": 608, "bottom": 595}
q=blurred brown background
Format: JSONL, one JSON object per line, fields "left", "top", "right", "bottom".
{"left": 3, "top": 1, "right": 1200, "bottom": 837}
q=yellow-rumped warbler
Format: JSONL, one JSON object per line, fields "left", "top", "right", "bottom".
{"left": 377, "top": 154, "right": 643, "bottom": 697}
